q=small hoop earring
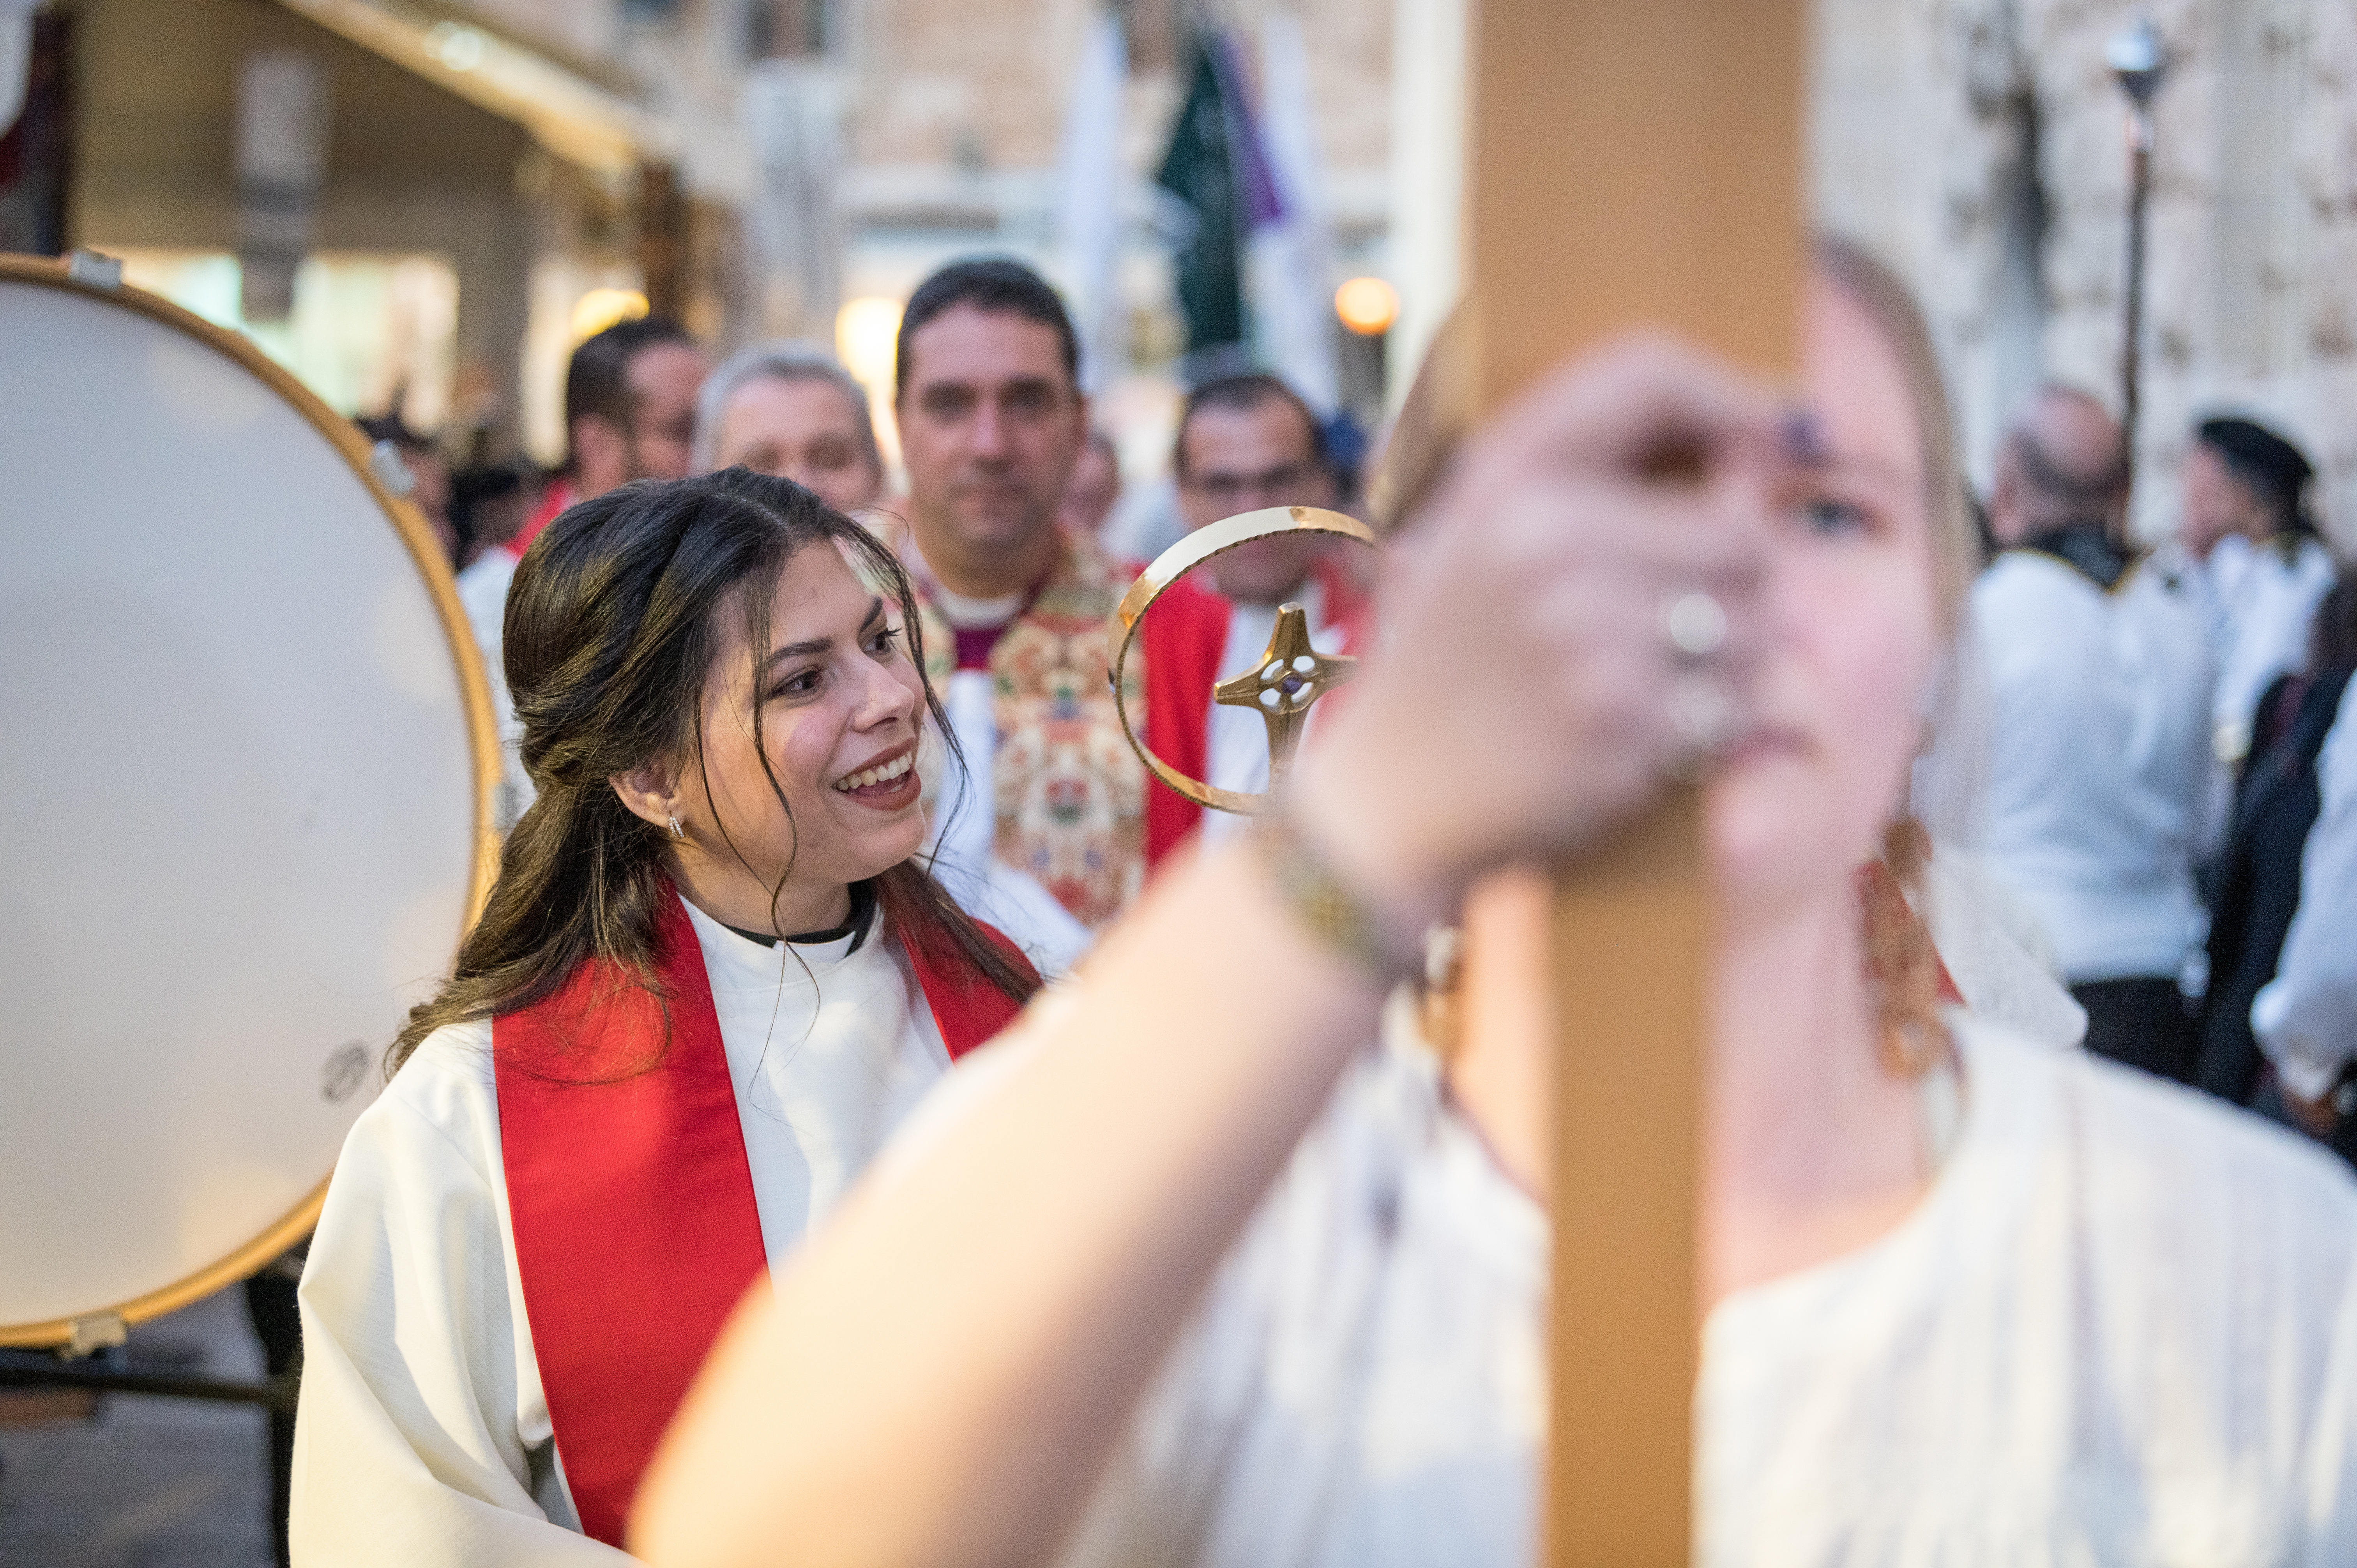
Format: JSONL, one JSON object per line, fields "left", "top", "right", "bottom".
{"left": 667, "top": 815, "right": 686, "bottom": 842}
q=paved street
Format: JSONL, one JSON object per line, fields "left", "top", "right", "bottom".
{"left": 0, "top": 1288, "right": 275, "bottom": 1568}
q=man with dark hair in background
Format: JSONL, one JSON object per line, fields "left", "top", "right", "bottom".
{"left": 891, "top": 258, "right": 1228, "bottom": 971}
{"left": 2179, "top": 415, "right": 2338, "bottom": 771}
{"left": 456, "top": 315, "right": 703, "bottom": 834}
{"left": 508, "top": 315, "right": 707, "bottom": 559}
{"left": 1170, "top": 374, "right": 1371, "bottom": 844}
{"left": 1972, "top": 385, "right": 2215, "bottom": 1080}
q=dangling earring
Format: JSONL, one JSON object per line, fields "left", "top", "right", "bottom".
{"left": 1857, "top": 816, "right": 1952, "bottom": 1080}
{"left": 667, "top": 814, "right": 686, "bottom": 842}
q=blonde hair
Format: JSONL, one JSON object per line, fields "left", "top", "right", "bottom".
{"left": 1813, "top": 235, "right": 1975, "bottom": 632}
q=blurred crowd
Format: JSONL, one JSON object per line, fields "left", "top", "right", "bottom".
{"left": 1965, "top": 387, "right": 2356, "bottom": 1161}
{"left": 357, "top": 254, "right": 2357, "bottom": 1167}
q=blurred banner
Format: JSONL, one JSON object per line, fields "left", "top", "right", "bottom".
{"left": 235, "top": 48, "right": 330, "bottom": 322}
{"left": 1053, "top": 9, "right": 1125, "bottom": 394}
{"left": 1246, "top": 12, "right": 1339, "bottom": 417}
{"left": 745, "top": 57, "right": 843, "bottom": 342}
{"left": 1154, "top": 25, "right": 1339, "bottom": 410}
{"left": 1155, "top": 37, "right": 1247, "bottom": 380}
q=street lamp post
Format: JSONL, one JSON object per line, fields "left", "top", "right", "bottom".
{"left": 2107, "top": 16, "right": 2169, "bottom": 510}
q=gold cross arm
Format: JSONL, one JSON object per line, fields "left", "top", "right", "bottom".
{"left": 1212, "top": 603, "right": 1357, "bottom": 792}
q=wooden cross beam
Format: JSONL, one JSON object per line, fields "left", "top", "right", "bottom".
{"left": 1455, "top": 4, "right": 1805, "bottom": 1563}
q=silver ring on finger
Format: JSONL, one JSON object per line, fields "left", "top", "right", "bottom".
{"left": 1659, "top": 589, "right": 1729, "bottom": 661}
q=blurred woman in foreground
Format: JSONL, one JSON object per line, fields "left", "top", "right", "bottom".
{"left": 633, "top": 244, "right": 2357, "bottom": 1566}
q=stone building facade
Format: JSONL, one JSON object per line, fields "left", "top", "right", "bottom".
{"left": 1813, "top": 0, "right": 2357, "bottom": 549}
{"left": 20, "top": 0, "right": 1403, "bottom": 463}
{"left": 48, "top": 0, "right": 2338, "bottom": 528}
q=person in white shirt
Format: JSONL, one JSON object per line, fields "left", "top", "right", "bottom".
{"left": 291, "top": 469, "right": 1038, "bottom": 1564}
{"left": 2181, "top": 415, "right": 2338, "bottom": 772}
{"left": 450, "top": 472, "right": 537, "bottom": 833}
{"left": 631, "top": 241, "right": 2357, "bottom": 1567}
{"left": 2256, "top": 661, "right": 2357, "bottom": 1156}
{"left": 2198, "top": 578, "right": 2355, "bottom": 1108}
{"left": 1169, "top": 373, "right": 1373, "bottom": 845}
{"left": 1972, "top": 386, "right": 2213, "bottom": 1079}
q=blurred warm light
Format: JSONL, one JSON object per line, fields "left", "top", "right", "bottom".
{"left": 836, "top": 296, "right": 904, "bottom": 392}
{"left": 570, "top": 287, "right": 648, "bottom": 344}
{"left": 1334, "top": 276, "right": 1399, "bottom": 336}
{"left": 424, "top": 21, "right": 486, "bottom": 73}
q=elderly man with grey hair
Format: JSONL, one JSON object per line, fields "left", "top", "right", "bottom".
{"left": 693, "top": 342, "right": 886, "bottom": 517}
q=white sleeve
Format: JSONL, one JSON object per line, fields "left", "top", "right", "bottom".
{"left": 291, "top": 1072, "right": 629, "bottom": 1565}
{"left": 1057, "top": 1023, "right": 1544, "bottom": 1568}
{"left": 2300, "top": 1250, "right": 2357, "bottom": 1564}
{"left": 2256, "top": 680, "right": 2357, "bottom": 1102}
{"left": 864, "top": 999, "right": 1543, "bottom": 1568}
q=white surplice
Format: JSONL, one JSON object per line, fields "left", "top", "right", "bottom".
{"left": 880, "top": 1004, "right": 2357, "bottom": 1567}
{"left": 291, "top": 902, "right": 952, "bottom": 1565}
{"left": 2255, "top": 675, "right": 2357, "bottom": 1100}
{"left": 452, "top": 548, "right": 534, "bottom": 833}
{"left": 2201, "top": 531, "right": 2338, "bottom": 767}
{"left": 1972, "top": 549, "right": 2217, "bottom": 982}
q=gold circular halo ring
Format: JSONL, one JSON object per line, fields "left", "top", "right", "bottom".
{"left": 1107, "top": 505, "right": 1378, "bottom": 816}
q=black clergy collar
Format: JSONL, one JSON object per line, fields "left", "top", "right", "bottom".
{"left": 2017, "top": 520, "right": 2131, "bottom": 592}
{"left": 722, "top": 879, "right": 877, "bottom": 955}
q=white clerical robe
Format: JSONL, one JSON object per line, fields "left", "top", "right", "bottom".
{"left": 452, "top": 548, "right": 534, "bottom": 832}
{"left": 1199, "top": 583, "right": 1350, "bottom": 849}
{"left": 2255, "top": 675, "right": 2357, "bottom": 1101}
{"left": 879, "top": 1005, "right": 2357, "bottom": 1566}
{"left": 1973, "top": 550, "right": 2216, "bottom": 982}
{"left": 2202, "top": 531, "right": 2338, "bottom": 766}
{"left": 290, "top": 904, "right": 952, "bottom": 1565}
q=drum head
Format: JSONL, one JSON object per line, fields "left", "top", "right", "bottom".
{"left": 0, "top": 257, "right": 494, "bottom": 1346}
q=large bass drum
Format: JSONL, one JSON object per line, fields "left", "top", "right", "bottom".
{"left": 0, "top": 253, "right": 496, "bottom": 1349}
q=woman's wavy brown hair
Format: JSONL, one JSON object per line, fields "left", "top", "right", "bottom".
{"left": 386, "top": 467, "right": 1037, "bottom": 1074}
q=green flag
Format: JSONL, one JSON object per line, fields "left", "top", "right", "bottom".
{"left": 1156, "top": 43, "right": 1245, "bottom": 358}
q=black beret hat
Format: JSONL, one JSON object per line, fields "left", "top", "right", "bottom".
{"left": 2197, "top": 416, "right": 2313, "bottom": 520}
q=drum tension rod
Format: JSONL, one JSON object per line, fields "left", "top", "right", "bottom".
{"left": 65, "top": 249, "right": 123, "bottom": 290}
{"left": 65, "top": 1313, "right": 127, "bottom": 1357}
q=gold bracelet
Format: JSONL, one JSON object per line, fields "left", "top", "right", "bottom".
{"left": 1254, "top": 805, "right": 1422, "bottom": 983}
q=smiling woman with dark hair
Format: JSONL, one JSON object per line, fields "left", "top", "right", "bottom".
{"left": 289, "top": 467, "right": 1037, "bottom": 1564}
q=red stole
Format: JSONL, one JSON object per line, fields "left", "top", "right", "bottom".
{"left": 1140, "top": 572, "right": 1239, "bottom": 867}
{"left": 505, "top": 478, "right": 576, "bottom": 560}
{"left": 492, "top": 888, "right": 1029, "bottom": 1547}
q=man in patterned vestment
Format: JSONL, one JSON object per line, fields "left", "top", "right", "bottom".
{"left": 894, "top": 259, "right": 1229, "bottom": 971}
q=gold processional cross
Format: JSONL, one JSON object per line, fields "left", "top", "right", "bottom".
{"left": 1110, "top": 504, "right": 1377, "bottom": 815}
{"left": 1209, "top": 603, "right": 1357, "bottom": 793}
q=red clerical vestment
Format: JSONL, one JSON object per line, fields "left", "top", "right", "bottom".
{"left": 493, "top": 886, "right": 1030, "bottom": 1545}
